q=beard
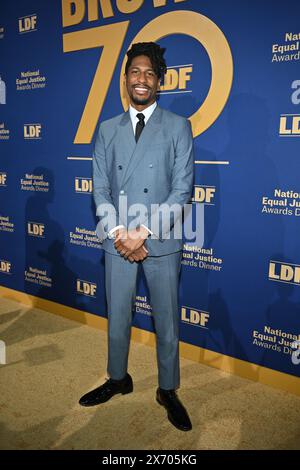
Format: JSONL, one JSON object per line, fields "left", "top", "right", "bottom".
{"left": 130, "top": 95, "right": 152, "bottom": 106}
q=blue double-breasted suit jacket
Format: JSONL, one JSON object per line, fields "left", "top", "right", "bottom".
{"left": 93, "top": 105, "right": 194, "bottom": 255}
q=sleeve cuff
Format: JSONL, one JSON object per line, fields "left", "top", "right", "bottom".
{"left": 107, "top": 225, "right": 125, "bottom": 239}
{"left": 141, "top": 224, "right": 153, "bottom": 236}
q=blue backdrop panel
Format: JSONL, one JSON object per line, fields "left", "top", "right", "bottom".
{"left": 1, "top": 0, "right": 300, "bottom": 379}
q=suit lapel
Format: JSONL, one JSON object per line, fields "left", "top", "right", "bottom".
{"left": 117, "top": 111, "right": 136, "bottom": 170}
{"left": 120, "top": 105, "right": 163, "bottom": 188}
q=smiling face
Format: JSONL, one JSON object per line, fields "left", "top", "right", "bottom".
{"left": 125, "top": 55, "right": 160, "bottom": 110}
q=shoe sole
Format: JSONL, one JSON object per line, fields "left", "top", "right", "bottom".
{"left": 156, "top": 397, "right": 192, "bottom": 432}
{"left": 122, "top": 385, "right": 133, "bottom": 395}
{"left": 79, "top": 384, "right": 133, "bottom": 407}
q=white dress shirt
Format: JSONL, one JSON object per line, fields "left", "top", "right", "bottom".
{"left": 129, "top": 101, "right": 157, "bottom": 134}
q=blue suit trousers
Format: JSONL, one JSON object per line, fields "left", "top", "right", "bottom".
{"left": 105, "top": 251, "right": 182, "bottom": 390}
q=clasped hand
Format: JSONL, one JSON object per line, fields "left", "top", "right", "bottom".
{"left": 114, "top": 227, "right": 149, "bottom": 262}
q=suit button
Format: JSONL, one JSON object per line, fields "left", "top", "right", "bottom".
{"left": 118, "top": 165, "right": 122, "bottom": 170}
{"left": 144, "top": 188, "right": 148, "bottom": 193}
{"left": 149, "top": 164, "right": 153, "bottom": 168}
{"left": 120, "top": 190, "right": 125, "bottom": 195}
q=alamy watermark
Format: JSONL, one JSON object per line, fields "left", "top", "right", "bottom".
{"left": 0, "top": 340, "right": 6, "bottom": 364}
{"left": 291, "top": 340, "right": 300, "bottom": 365}
{"left": 96, "top": 196, "right": 204, "bottom": 246}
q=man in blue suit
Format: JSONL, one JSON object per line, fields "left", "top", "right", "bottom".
{"left": 79, "top": 42, "right": 194, "bottom": 431}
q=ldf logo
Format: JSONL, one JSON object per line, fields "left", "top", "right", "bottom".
{"left": 160, "top": 65, "right": 192, "bottom": 93}
{"left": 0, "top": 172, "right": 7, "bottom": 186}
{"left": 279, "top": 115, "right": 300, "bottom": 135}
{"left": 193, "top": 186, "right": 216, "bottom": 204}
{"left": 181, "top": 307, "right": 210, "bottom": 327}
{"left": 24, "top": 124, "right": 41, "bottom": 139}
{"left": 27, "top": 222, "right": 45, "bottom": 237}
{"left": 0, "top": 260, "right": 11, "bottom": 274}
{"left": 19, "top": 14, "right": 37, "bottom": 33}
{"left": 269, "top": 261, "right": 300, "bottom": 285}
{"left": 77, "top": 280, "right": 97, "bottom": 297}
{"left": 75, "top": 177, "right": 93, "bottom": 193}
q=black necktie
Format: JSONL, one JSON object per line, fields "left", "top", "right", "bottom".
{"left": 135, "top": 113, "right": 145, "bottom": 142}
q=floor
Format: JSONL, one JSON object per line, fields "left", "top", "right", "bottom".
{"left": 0, "top": 297, "right": 299, "bottom": 450}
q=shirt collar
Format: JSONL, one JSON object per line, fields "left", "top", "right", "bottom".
{"left": 129, "top": 101, "right": 157, "bottom": 125}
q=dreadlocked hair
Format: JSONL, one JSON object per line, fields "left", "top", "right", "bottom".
{"left": 125, "top": 42, "right": 167, "bottom": 79}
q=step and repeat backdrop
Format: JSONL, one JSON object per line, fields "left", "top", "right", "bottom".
{"left": 1, "top": 0, "right": 300, "bottom": 379}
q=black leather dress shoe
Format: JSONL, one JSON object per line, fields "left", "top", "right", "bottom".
{"left": 79, "top": 373, "right": 133, "bottom": 406}
{"left": 156, "top": 388, "right": 192, "bottom": 431}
